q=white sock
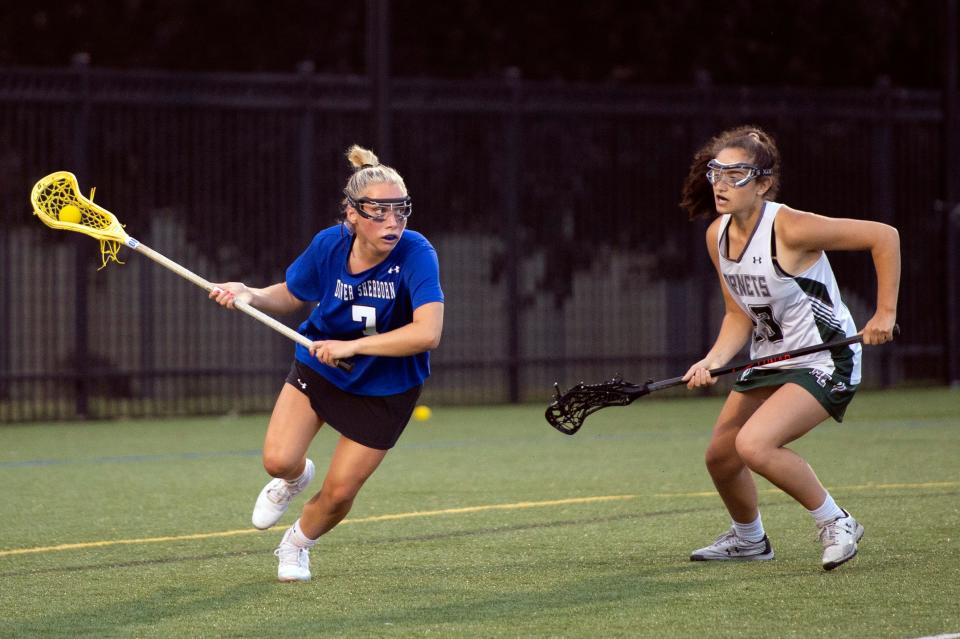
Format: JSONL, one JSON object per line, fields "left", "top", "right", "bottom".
{"left": 286, "top": 519, "right": 318, "bottom": 548}
{"left": 808, "top": 493, "right": 845, "bottom": 526}
{"left": 284, "top": 463, "right": 309, "bottom": 487}
{"left": 731, "top": 514, "right": 765, "bottom": 542}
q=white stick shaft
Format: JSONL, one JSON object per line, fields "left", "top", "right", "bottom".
{"left": 131, "top": 240, "right": 314, "bottom": 349}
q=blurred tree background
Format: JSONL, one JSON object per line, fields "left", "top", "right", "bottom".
{"left": 0, "top": 0, "right": 946, "bottom": 87}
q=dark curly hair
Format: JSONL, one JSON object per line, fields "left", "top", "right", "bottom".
{"left": 679, "top": 125, "right": 781, "bottom": 220}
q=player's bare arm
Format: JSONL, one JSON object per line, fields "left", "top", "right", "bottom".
{"left": 309, "top": 301, "right": 444, "bottom": 366}
{"left": 684, "top": 218, "right": 754, "bottom": 388}
{"left": 209, "top": 281, "right": 306, "bottom": 315}
{"left": 775, "top": 206, "right": 900, "bottom": 344}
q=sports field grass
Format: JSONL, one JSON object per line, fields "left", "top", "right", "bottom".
{"left": 1, "top": 387, "right": 958, "bottom": 638}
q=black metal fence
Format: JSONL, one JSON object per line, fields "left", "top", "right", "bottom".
{"left": 0, "top": 62, "right": 955, "bottom": 421}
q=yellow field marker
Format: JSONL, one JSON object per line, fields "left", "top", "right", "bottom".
{"left": 0, "top": 494, "right": 636, "bottom": 557}
{"left": 1, "top": 482, "right": 954, "bottom": 558}
{"left": 653, "top": 480, "right": 959, "bottom": 499}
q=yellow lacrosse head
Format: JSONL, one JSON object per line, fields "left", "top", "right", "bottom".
{"left": 30, "top": 171, "right": 132, "bottom": 268}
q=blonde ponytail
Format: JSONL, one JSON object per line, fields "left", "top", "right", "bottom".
{"left": 346, "top": 145, "right": 380, "bottom": 169}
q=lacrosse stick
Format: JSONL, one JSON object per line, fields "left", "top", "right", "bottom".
{"left": 30, "top": 171, "right": 353, "bottom": 372}
{"left": 546, "top": 325, "right": 900, "bottom": 435}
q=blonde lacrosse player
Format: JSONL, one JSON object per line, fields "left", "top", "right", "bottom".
{"left": 679, "top": 125, "right": 899, "bottom": 570}
{"left": 210, "top": 145, "right": 444, "bottom": 582}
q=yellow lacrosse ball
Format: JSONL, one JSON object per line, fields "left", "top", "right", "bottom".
{"left": 412, "top": 405, "right": 432, "bottom": 421}
{"left": 59, "top": 204, "right": 82, "bottom": 223}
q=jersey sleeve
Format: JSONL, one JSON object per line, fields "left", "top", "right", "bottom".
{"left": 285, "top": 234, "right": 325, "bottom": 301}
{"left": 406, "top": 246, "right": 444, "bottom": 309}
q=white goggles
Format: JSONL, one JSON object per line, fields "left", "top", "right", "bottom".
{"left": 706, "top": 159, "right": 772, "bottom": 188}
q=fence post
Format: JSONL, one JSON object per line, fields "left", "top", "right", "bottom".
{"left": 693, "top": 70, "right": 716, "bottom": 365}
{"left": 870, "top": 77, "right": 895, "bottom": 225}
{"left": 871, "top": 76, "right": 896, "bottom": 386}
{"left": 944, "top": 0, "right": 960, "bottom": 386}
{"left": 504, "top": 71, "right": 522, "bottom": 402}
{"left": 71, "top": 52, "right": 91, "bottom": 419}
{"left": 297, "top": 61, "right": 316, "bottom": 242}
{"left": 948, "top": 203, "right": 960, "bottom": 387}
{"left": 366, "top": 0, "right": 391, "bottom": 159}
{"left": 0, "top": 211, "right": 8, "bottom": 409}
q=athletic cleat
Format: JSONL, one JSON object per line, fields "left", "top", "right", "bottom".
{"left": 252, "top": 458, "right": 315, "bottom": 530}
{"left": 818, "top": 510, "right": 864, "bottom": 571}
{"left": 275, "top": 527, "right": 311, "bottom": 582}
{"left": 690, "top": 528, "right": 775, "bottom": 562}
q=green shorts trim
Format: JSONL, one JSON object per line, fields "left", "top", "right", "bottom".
{"left": 732, "top": 367, "right": 858, "bottom": 422}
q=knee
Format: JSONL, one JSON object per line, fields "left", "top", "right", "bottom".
{"left": 734, "top": 433, "right": 769, "bottom": 472}
{"left": 320, "top": 482, "right": 360, "bottom": 512}
{"left": 262, "top": 453, "right": 302, "bottom": 479}
{"left": 704, "top": 440, "right": 741, "bottom": 478}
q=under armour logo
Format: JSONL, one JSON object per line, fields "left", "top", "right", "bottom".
{"left": 296, "top": 378, "right": 307, "bottom": 390}
{"left": 387, "top": 265, "right": 401, "bottom": 274}
{"left": 752, "top": 257, "right": 762, "bottom": 264}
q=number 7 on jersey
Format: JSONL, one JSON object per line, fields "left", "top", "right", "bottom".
{"left": 352, "top": 305, "right": 378, "bottom": 335}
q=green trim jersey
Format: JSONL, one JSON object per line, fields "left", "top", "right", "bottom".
{"left": 717, "top": 202, "right": 862, "bottom": 385}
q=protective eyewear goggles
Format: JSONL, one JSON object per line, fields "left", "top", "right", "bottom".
{"left": 705, "top": 159, "right": 772, "bottom": 188}
{"left": 345, "top": 193, "right": 412, "bottom": 222}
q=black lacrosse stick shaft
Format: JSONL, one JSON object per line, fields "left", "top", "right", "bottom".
{"left": 649, "top": 324, "right": 899, "bottom": 391}
{"left": 546, "top": 325, "right": 899, "bottom": 434}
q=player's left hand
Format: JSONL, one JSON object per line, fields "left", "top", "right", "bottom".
{"left": 861, "top": 311, "right": 897, "bottom": 345}
{"left": 309, "top": 340, "right": 357, "bottom": 368}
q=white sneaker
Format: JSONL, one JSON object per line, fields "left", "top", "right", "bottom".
{"left": 252, "top": 458, "right": 315, "bottom": 530}
{"left": 275, "top": 527, "right": 311, "bottom": 582}
{"left": 690, "top": 528, "right": 775, "bottom": 562}
{"left": 818, "top": 510, "right": 864, "bottom": 571}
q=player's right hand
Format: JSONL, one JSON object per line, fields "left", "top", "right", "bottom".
{"left": 209, "top": 282, "right": 253, "bottom": 310}
{"left": 683, "top": 358, "right": 718, "bottom": 389}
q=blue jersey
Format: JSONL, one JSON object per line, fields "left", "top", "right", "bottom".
{"left": 285, "top": 225, "right": 444, "bottom": 395}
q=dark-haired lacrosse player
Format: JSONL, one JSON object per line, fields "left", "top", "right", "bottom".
{"left": 210, "top": 144, "right": 444, "bottom": 581}
{"left": 678, "top": 125, "right": 899, "bottom": 570}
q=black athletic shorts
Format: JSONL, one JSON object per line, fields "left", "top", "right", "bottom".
{"left": 285, "top": 360, "right": 422, "bottom": 450}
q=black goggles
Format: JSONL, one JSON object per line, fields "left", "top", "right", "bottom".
{"left": 345, "top": 193, "right": 412, "bottom": 222}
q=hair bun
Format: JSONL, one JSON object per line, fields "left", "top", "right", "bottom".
{"left": 346, "top": 144, "right": 380, "bottom": 169}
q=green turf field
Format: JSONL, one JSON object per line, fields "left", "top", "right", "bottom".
{"left": 1, "top": 388, "right": 958, "bottom": 638}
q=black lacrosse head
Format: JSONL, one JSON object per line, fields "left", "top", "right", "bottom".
{"left": 545, "top": 375, "right": 649, "bottom": 435}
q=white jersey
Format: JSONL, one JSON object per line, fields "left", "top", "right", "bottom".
{"left": 717, "top": 202, "right": 862, "bottom": 384}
